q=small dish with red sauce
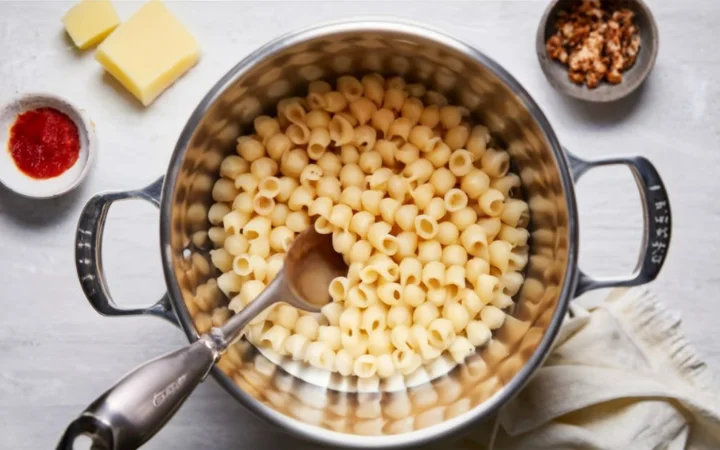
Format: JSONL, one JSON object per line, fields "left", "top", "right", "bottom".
{"left": 0, "top": 93, "right": 96, "bottom": 198}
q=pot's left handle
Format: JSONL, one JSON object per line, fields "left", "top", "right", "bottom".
{"left": 76, "top": 177, "right": 178, "bottom": 325}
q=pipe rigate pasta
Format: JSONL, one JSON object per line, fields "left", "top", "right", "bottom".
{"left": 220, "top": 155, "right": 249, "bottom": 180}
{"left": 316, "top": 152, "right": 341, "bottom": 177}
{"left": 448, "top": 149, "right": 474, "bottom": 177}
{"left": 207, "top": 74, "right": 530, "bottom": 378}
{"left": 223, "top": 234, "right": 249, "bottom": 256}
{"left": 425, "top": 141, "right": 452, "bottom": 168}
{"left": 444, "top": 125, "right": 470, "bottom": 151}
{"left": 395, "top": 142, "right": 420, "bottom": 165}
{"left": 250, "top": 157, "right": 278, "bottom": 179}
{"left": 424, "top": 197, "right": 446, "bottom": 222}
{"left": 315, "top": 176, "right": 342, "bottom": 202}
{"left": 419, "top": 104, "right": 440, "bottom": 128}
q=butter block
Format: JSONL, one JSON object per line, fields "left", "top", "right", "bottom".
{"left": 95, "top": 0, "right": 200, "bottom": 106}
{"left": 63, "top": 0, "right": 120, "bottom": 50}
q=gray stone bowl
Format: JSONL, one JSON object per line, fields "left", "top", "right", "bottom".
{"left": 536, "top": 0, "right": 659, "bottom": 102}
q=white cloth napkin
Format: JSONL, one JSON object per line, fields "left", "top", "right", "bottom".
{"left": 449, "top": 288, "right": 720, "bottom": 450}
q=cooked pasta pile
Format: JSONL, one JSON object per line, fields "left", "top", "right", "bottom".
{"left": 207, "top": 74, "right": 530, "bottom": 379}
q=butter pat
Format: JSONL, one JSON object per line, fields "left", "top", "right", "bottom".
{"left": 96, "top": 0, "right": 200, "bottom": 106}
{"left": 63, "top": 0, "right": 120, "bottom": 49}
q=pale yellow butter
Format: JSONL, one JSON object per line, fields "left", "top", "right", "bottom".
{"left": 95, "top": 0, "right": 200, "bottom": 106}
{"left": 63, "top": 0, "right": 120, "bottom": 50}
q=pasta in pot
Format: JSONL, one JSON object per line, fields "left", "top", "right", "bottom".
{"left": 206, "top": 74, "right": 530, "bottom": 379}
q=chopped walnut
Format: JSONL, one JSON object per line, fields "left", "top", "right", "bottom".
{"left": 626, "top": 34, "right": 641, "bottom": 64}
{"left": 546, "top": 34, "right": 565, "bottom": 60}
{"left": 546, "top": 0, "right": 641, "bottom": 89}
{"left": 579, "top": 0, "right": 604, "bottom": 20}
{"left": 569, "top": 70, "right": 586, "bottom": 85}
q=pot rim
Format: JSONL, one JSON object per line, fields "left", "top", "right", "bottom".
{"left": 160, "top": 19, "right": 579, "bottom": 449}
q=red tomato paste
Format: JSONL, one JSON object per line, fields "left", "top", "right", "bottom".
{"left": 8, "top": 107, "right": 80, "bottom": 179}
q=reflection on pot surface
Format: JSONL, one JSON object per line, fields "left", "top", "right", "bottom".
{"left": 167, "top": 24, "right": 570, "bottom": 439}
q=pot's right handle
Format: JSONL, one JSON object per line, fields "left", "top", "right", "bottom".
{"left": 76, "top": 177, "right": 177, "bottom": 325}
{"left": 566, "top": 151, "right": 671, "bottom": 297}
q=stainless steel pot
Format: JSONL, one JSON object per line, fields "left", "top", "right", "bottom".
{"left": 75, "top": 21, "right": 671, "bottom": 448}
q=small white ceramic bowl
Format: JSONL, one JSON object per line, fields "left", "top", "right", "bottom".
{"left": 0, "top": 93, "right": 96, "bottom": 198}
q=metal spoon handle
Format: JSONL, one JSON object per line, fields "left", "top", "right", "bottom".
{"left": 56, "top": 279, "right": 285, "bottom": 450}
{"left": 213, "top": 271, "right": 289, "bottom": 350}
{"left": 55, "top": 337, "right": 217, "bottom": 450}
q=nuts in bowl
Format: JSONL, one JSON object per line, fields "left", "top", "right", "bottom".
{"left": 546, "top": 0, "right": 641, "bottom": 89}
{"left": 536, "top": 0, "right": 659, "bottom": 102}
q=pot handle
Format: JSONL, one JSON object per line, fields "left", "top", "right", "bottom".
{"left": 76, "top": 177, "right": 177, "bottom": 325}
{"left": 566, "top": 151, "right": 671, "bottom": 297}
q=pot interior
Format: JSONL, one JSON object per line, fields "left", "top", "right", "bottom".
{"left": 163, "top": 22, "right": 574, "bottom": 446}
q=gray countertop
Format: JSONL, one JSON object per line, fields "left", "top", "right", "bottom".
{"left": 1, "top": 1, "right": 718, "bottom": 448}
